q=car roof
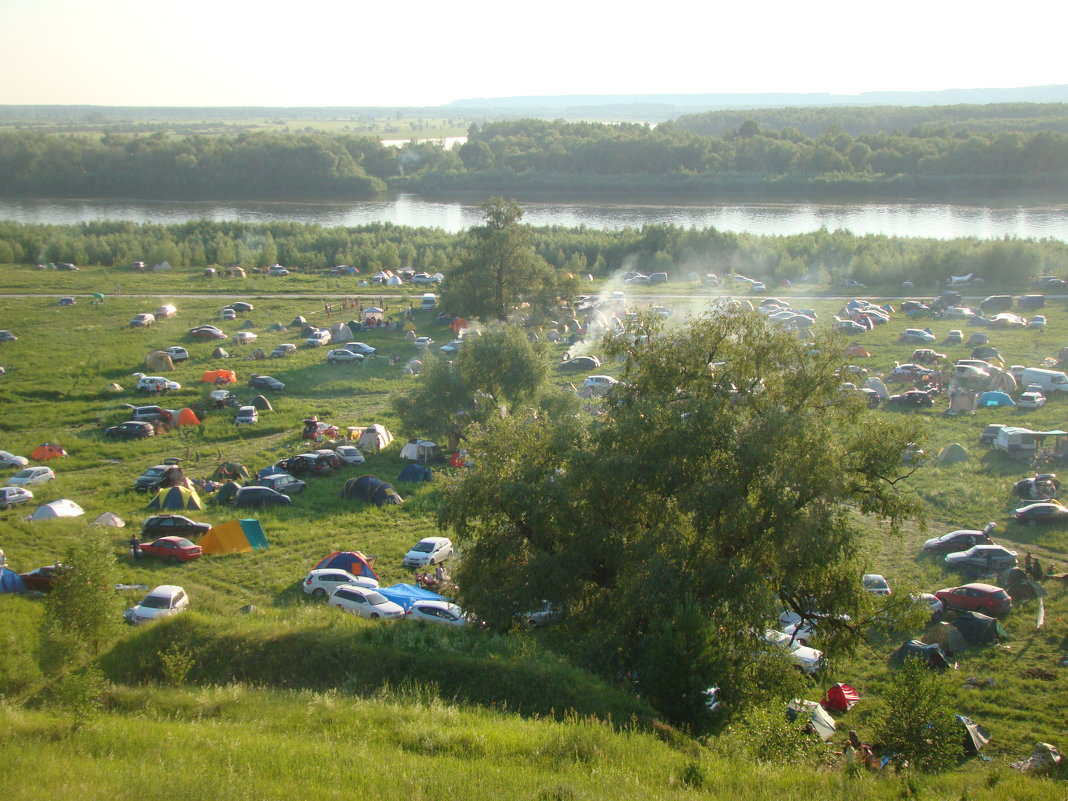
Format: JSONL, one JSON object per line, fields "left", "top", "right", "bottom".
{"left": 147, "top": 584, "right": 184, "bottom": 595}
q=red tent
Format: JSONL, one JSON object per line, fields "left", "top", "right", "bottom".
{"left": 821, "top": 683, "right": 860, "bottom": 713}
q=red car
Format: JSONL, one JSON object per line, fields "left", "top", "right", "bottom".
{"left": 140, "top": 536, "right": 202, "bottom": 562}
{"left": 934, "top": 583, "right": 1012, "bottom": 616}
{"left": 20, "top": 564, "right": 68, "bottom": 592}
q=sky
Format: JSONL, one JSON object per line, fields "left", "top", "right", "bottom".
{"left": 3, "top": 0, "right": 1067, "bottom": 107}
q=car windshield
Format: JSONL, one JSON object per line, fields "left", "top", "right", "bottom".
{"left": 143, "top": 468, "right": 166, "bottom": 477}
{"left": 366, "top": 592, "right": 389, "bottom": 605}
{"left": 412, "top": 542, "right": 435, "bottom": 553}
{"left": 140, "top": 595, "right": 172, "bottom": 609}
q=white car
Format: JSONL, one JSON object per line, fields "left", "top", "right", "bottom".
{"left": 327, "top": 349, "right": 364, "bottom": 364}
{"left": 582, "top": 375, "right": 619, "bottom": 396}
{"left": 303, "top": 568, "right": 379, "bottom": 597}
{"left": 221, "top": 308, "right": 237, "bottom": 320}
{"left": 1031, "top": 315, "right": 1047, "bottom": 328}
{"left": 155, "top": 304, "right": 178, "bottom": 318}
{"left": 411, "top": 273, "right": 440, "bottom": 285}
{"left": 268, "top": 265, "right": 290, "bottom": 276}
{"left": 341, "top": 342, "right": 376, "bottom": 356}
{"left": 124, "top": 584, "right": 189, "bottom": 625}
{"left": 0, "top": 486, "right": 33, "bottom": 509}
{"left": 402, "top": 536, "right": 454, "bottom": 567}
{"left": 9, "top": 467, "right": 55, "bottom": 486}
{"left": 270, "top": 344, "right": 297, "bottom": 358}
{"left": 136, "top": 375, "right": 181, "bottom": 393}
{"left": 406, "top": 600, "right": 468, "bottom": 626}
{"left": 163, "top": 346, "right": 189, "bottom": 362}
{"left": 305, "top": 330, "right": 331, "bottom": 347}
{"left": 330, "top": 585, "right": 404, "bottom": 619}
{"left": 439, "top": 340, "right": 464, "bottom": 355}
{"left": 0, "top": 450, "right": 29, "bottom": 468}
{"left": 232, "top": 331, "right": 258, "bottom": 345}
{"left": 1018, "top": 391, "right": 1047, "bottom": 409}
{"left": 334, "top": 445, "right": 366, "bottom": 465}
{"left": 862, "top": 573, "right": 892, "bottom": 596}
{"left": 764, "top": 629, "right": 824, "bottom": 673}
{"left": 234, "top": 406, "right": 258, "bottom": 424}
{"left": 414, "top": 336, "right": 434, "bottom": 350}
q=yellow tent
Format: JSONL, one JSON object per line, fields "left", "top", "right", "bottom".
{"left": 199, "top": 519, "right": 268, "bottom": 555}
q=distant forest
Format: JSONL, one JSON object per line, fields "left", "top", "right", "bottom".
{"left": 2, "top": 103, "right": 1068, "bottom": 200}
{"left": 2, "top": 218, "right": 1066, "bottom": 289}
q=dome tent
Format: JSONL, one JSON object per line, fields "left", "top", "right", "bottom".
{"left": 313, "top": 551, "right": 379, "bottom": 581}
{"left": 199, "top": 519, "right": 268, "bottom": 555}
{"left": 214, "top": 481, "right": 242, "bottom": 503}
{"left": 146, "top": 485, "right": 203, "bottom": 510}
{"left": 30, "top": 443, "right": 66, "bottom": 460}
{"left": 357, "top": 424, "right": 393, "bottom": 453}
{"left": 250, "top": 394, "right": 273, "bottom": 411}
{"left": 28, "top": 499, "right": 84, "bottom": 521}
{"left": 92, "top": 512, "right": 126, "bottom": 527}
{"left": 0, "top": 567, "right": 27, "bottom": 593}
{"left": 145, "top": 351, "right": 175, "bottom": 372}
{"left": 937, "top": 443, "right": 971, "bottom": 464}
{"left": 175, "top": 408, "right": 201, "bottom": 426}
{"left": 340, "top": 475, "right": 403, "bottom": 507}
{"left": 214, "top": 462, "right": 250, "bottom": 481}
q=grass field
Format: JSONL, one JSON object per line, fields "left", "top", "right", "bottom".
{"left": 1, "top": 264, "right": 1067, "bottom": 797}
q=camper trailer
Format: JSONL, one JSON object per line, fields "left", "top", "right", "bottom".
{"left": 993, "top": 427, "right": 1037, "bottom": 459}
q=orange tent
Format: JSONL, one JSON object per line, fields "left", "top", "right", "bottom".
{"left": 30, "top": 443, "right": 67, "bottom": 460}
{"left": 175, "top": 408, "right": 201, "bottom": 426}
{"left": 201, "top": 370, "right": 237, "bottom": 384}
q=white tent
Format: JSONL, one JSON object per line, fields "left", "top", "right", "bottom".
{"left": 363, "top": 307, "right": 384, "bottom": 323}
{"left": 27, "top": 499, "right": 85, "bottom": 521}
{"left": 152, "top": 260, "right": 172, "bottom": 272}
{"left": 788, "top": 699, "right": 836, "bottom": 742}
{"left": 358, "top": 423, "right": 394, "bottom": 453}
{"left": 862, "top": 376, "right": 890, "bottom": 400}
{"left": 92, "top": 512, "right": 126, "bottom": 527}
{"left": 330, "top": 323, "right": 354, "bottom": 341}
{"left": 399, "top": 439, "right": 442, "bottom": 462}
{"left": 386, "top": 275, "right": 402, "bottom": 286}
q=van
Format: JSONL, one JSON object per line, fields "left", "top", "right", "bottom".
{"left": 421, "top": 293, "right": 437, "bottom": 311}
{"left": 130, "top": 313, "right": 155, "bottom": 327}
{"left": 234, "top": 406, "right": 258, "bottom": 425}
{"left": 1015, "top": 367, "right": 1068, "bottom": 393}
{"left": 979, "top": 295, "right": 1013, "bottom": 313}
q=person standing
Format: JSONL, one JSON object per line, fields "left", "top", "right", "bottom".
{"left": 129, "top": 535, "right": 141, "bottom": 560}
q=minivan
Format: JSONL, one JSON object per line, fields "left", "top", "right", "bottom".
{"left": 421, "top": 292, "right": 437, "bottom": 311}
{"left": 979, "top": 295, "right": 1013, "bottom": 313}
{"left": 234, "top": 405, "right": 258, "bottom": 424}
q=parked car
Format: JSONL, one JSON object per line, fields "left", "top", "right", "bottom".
{"left": 862, "top": 574, "right": 892, "bottom": 595}
{"left": 327, "top": 349, "right": 364, "bottom": 364}
{"left": 303, "top": 568, "right": 379, "bottom": 597}
{"left": 267, "top": 265, "right": 289, "bottom": 276}
{"left": 334, "top": 445, "right": 366, "bottom": 465}
{"left": 406, "top": 600, "right": 469, "bottom": 626}
{"left": 402, "top": 536, "right": 454, "bottom": 567}
{"left": 0, "top": 451, "right": 29, "bottom": 468}
{"left": 231, "top": 486, "right": 292, "bottom": 507}
{"left": 0, "top": 486, "right": 33, "bottom": 509}
{"left": 583, "top": 375, "right": 619, "bottom": 396}
{"left": 233, "top": 331, "right": 258, "bottom": 345}
{"left": 155, "top": 304, "right": 178, "bottom": 318}
{"left": 136, "top": 375, "right": 181, "bottom": 393}
{"left": 105, "top": 421, "right": 155, "bottom": 440}
{"left": 305, "top": 330, "right": 332, "bottom": 347}
{"left": 945, "top": 330, "right": 963, "bottom": 345}
{"left": 221, "top": 308, "right": 237, "bottom": 320}
{"left": 329, "top": 585, "right": 405, "bottom": 619}
{"left": 979, "top": 424, "right": 1007, "bottom": 445}
{"left": 129, "top": 313, "right": 156, "bottom": 327}
{"left": 885, "top": 390, "right": 934, "bottom": 409}
{"left": 189, "top": 325, "right": 228, "bottom": 340}
{"left": 1017, "top": 295, "right": 1046, "bottom": 309}
{"left": 1013, "top": 501, "right": 1068, "bottom": 524}
{"left": 558, "top": 355, "right": 601, "bottom": 373}
{"left": 945, "top": 544, "right": 1018, "bottom": 571}
{"left": 1018, "top": 391, "right": 1047, "bottom": 409}
{"left": 763, "top": 629, "right": 824, "bottom": 673}
{"left": 439, "top": 340, "right": 464, "bottom": 355}
{"left": 270, "top": 344, "right": 297, "bottom": 358}
{"left": 134, "top": 463, "right": 179, "bottom": 492}
{"left": 924, "top": 525, "right": 996, "bottom": 553}
{"left": 20, "top": 564, "right": 67, "bottom": 592}
{"left": 1031, "top": 276, "right": 1067, "bottom": 288}
{"left": 1030, "top": 315, "right": 1047, "bottom": 328}
{"left": 124, "top": 584, "right": 190, "bottom": 625}
{"left": 934, "top": 583, "right": 1012, "bottom": 616}
{"left": 163, "top": 346, "right": 189, "bottom": 362}
{"left": 9, "top": 467, "right": 55, "bottom": 486}
{"left": 413, "top": 336, "right": 434, "bottom": 350}
{"left": 141, "top": 514, "right": 212, "bottom": 539}
{"left": 341, "top": 342, "right": 376, "bottom": 356}
{"left": 411, "top": 273, "right": 440, "bottom": 285}
{"left": 229, "top": 302, "right": 254, "bottom": 313}
{"left": 140, "top": 536, "right": 202, "bottom": 562}
{"left": 249, "top": 472, "right": 306, "bottom": 495}
{"left": 911, "top": 349, "right": 946, "bottom": 364}
{"left": 127, "top": 405, "right": 173, "bottom": 424}
{"left": 249, "top": 374, "right": 285, "bottom": 391}
{"left": 0, "top": 330, "right": 17, "bottom": 342}
{"left": 899, "top": 329, "right": 936, "bottom": 344}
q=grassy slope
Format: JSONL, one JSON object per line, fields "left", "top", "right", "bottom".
{"left": 1, "top": 265, "right": 1067, "bottom": 796}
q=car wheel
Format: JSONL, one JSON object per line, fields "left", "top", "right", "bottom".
{"left": 796, "top": 638, "right": 809, "bottom": 647}
{"left": 312, "top": 588, "right": 326, "bottom": 598}
{"left": 370, "top": 613, "right": 380, "bottom": 620}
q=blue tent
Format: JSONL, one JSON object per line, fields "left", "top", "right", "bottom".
{"left": 0, "top": 567, "right": 27, "bottom": 593}
{"left": 978, "top": 391, "right": 1015, "bottom": 408}
{"left": 398, "top": 463, "right": 433, "bottom": 483}
{"left": 378, "top": 583, "right": 446, "bottom": 610}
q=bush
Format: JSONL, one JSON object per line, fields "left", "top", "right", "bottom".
{"left": 872, "top": 657, "right": 960, "bottom": 772}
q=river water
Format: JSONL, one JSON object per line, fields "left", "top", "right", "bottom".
{"left": 1, "top": 194, "right": 1066, "bottom": 241}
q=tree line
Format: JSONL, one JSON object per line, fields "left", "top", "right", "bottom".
{"left": 2, "top": 216, "right": 1067, "bottom": 288}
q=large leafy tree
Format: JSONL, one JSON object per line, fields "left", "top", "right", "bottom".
{"left": 442, "top": 198, "right": 561, "bottom": 322}
{"left": 440, "top": 310, "right": 925, "bottom": 724}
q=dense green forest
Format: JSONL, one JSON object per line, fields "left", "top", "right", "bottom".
{"left": 3, "top": 103, "right": 1068, "bottom": 200}
{"left": 2, "top": 218, "right": 1067, "bottom": 288}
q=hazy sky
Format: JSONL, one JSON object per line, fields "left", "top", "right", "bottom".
{"left": 4, "top": 0, "right": 1066, "bottom": 107}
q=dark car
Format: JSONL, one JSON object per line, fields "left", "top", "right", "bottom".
{"left": 277, "top": 453, "right": 333, "bottom": 477}
{"left": 1031, "top": 276, "right": 1067, "bottom": 289}
{"left": 923, "top": 526, "right": 995, "bottom": 554}
{"left": 934, "top": 583, "right": 1012, "bottom": 616}
{"left": 249, "top": 472, "right": 306, "bottom": 495}
{"left": 231, "top": 486, "right": 292, "bottom": 507}
{"left": 1017, "top": 295, "right": 1046, "bottom": 309}
{"left": 189, "top": 325, "right": 228, "bottom": 340}
{"left": 979, "top": 295, "right": 1014, "bottom": 313}
{"left": 140, "top": 514, "right": 212, "bottom": 538}
{"left": 228, "top": 302, "right": 254, "bottom": 313}
{"left": 105, "top": 421, "right": 156, "bottom": 440}
{"left": 140, "top": 536, "right": 202, "bottom": 562}
{"left": 979, "top": 424, "right": 1007, "bottom": 445}
{"left": 557, "top": 355, "right": 601, "bottom": 373}
{"left": 945, "top": 544, "right": 1018, "bottom": 571}
{"left": 20, "top": 564, "right": 68, "bottom": 592}
{"left": 1013, "top": 501, "right": 1068, "bottom": 524}
{"left": 885, "top": 390, "right": 934, "bottom": 409}
{"left": 126, "top": 405, "right": 172, "bottom": 423}
{"left": 249, "top": 374, "right": 285, "bottom": 391}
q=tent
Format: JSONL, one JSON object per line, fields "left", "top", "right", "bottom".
{"left": 953, "top": 611, "right": 1008, "bottom": 645}
{"left": 212, "top": 346, "right": 230, "bottom": 359}
{"left": 330, "top": 323, "right": 354, "bottom": 341}
{"left": 92, "top": 512, "right": 126, "bottom": 527}
{"left": 990, "top": 370, "right": 1017, "bottom": 394}
{"left": 968, "top": 332, "right": 990, "bottom": 346}
{"left": 1, "top": 567, "right": 27, "bottom": 593}
{"left": 202, "top": 370, "right": 237, "bottom": 384}
{"left": 266, "top": 323, "right": 287, "bottom": 332}
{"left": 958, "top": 715, "right": 991, "bottom": 756}
{"left": 214, "top": 481, "right": 242, "bottom": 503}
{"left": 145, "top": 351, "right": 175, "bottom": 372}
{"left": 947, "top": 391, "right": 978, "bottom": 413}
{"left": 937, "top": 443, "right": 970, "bottom": 464}
{"left": 378, "top": 583, "right": 447, "bottom": 610}
{"left": 998, "top": 567, "right": 1043, "bottom": 602}
{"left": 398, "top": 463, "right": 433, "bottom": 482}
{"left": 862, "top": 376, "right": 889, "bottom": 399}
{"left": 892, "top": 639, "right": 953, "bottom": 671}
{"left": 341, "top": 475, "right": 403, "bottom": 506}
{"left": 978, "top": 391, "right": 1014, "bottom": 407}
{"left": 291, "top": 316, "right": 307, "bottom": 328}
{"left": 146, "top": 485, "right": 203, "bottom": 510}
{"left": 922, "top": 622, "right": 968, "bottom": 653}
{"left": 821, "top": 683, "right": 860, "bottom": 713}
{"left": 314, "top": 551, "right": 379, "bottom": 581}
{"left": 363, "top": 307, "right": 385, "bottom": 324}
{"left": 214, "top": 462, "right": 250, "bottom": 481}
{"left": 398, "top": 439, "right": 442, "bottom": 463}
{"left": 105, "top": 382, "right": 124, "bottom": 393}
{"left": 972, "top": 346, "right": 1004, "bottom": 364}
{"left": 786, "top": 699, "right": 836, "bottom": 742}
{"left": 250, "top": 394, "right": 273, "bottom": 411}
{"left": 199, "top": 519, "right": 268, "bottom": 555}
{"left": 175, "top": 408, "right": 201, "bottom": 426}
{"left": 28, "top": 499, "right": 84, "bottom": 521}
{"left": 30, "top": 443, "right": 66, "bottom": 460}
{"left": 358, "top": 424, "right": 394, "bottom": 452}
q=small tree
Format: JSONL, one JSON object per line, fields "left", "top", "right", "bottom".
{"left": 873, "top": 658, "right": 961, "bottom": 772}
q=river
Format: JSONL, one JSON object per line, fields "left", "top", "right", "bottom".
{"left": 1, "top": 194, "right": 1066, "bottom": 241}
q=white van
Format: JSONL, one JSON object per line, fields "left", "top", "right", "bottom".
{"left": 1014, "top": 367, "right": 1068, "bottom": 393}
{"left": 421, "top": 293, "right": 437, "bottom": 311}
{"left": 235, "top": 406, "right": 258, "bottom": 424}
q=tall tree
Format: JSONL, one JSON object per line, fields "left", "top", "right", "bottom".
{"left": 443, "top": 198, "right": 558, "bottom": 322}
{"left": 440, "top": 310, "right": 925, "bottom": 724}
